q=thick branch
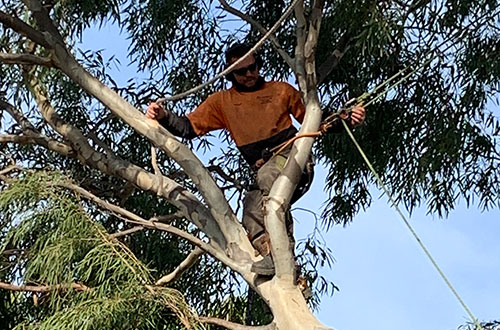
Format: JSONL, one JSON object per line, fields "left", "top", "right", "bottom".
{"left": 23, "top": 0, "right": 254, "bottom": 257}
{"left": 294, "top": 0, "right": 307, "bottom": 90}
{"left": 22, "top": 67, "right": 228, "bottom": 251}
{"left": 0, "top": 52, "right": 53, "bottom": 67}
{"left": 304, "top": 0, "right": 324, "bottom": 87}
{"left": 266, "top": 0, "right": 325, "bottom": 279}
{"left": 156, "top": 247, "right": 204, "bottom": 286}
{"left": 218, "top": 0, "right": 294, "bottom": 70}
{"left": 0, "top": 10, "right": 51, "bottom": 48}
{"left": 0, "top": 281, "right": 88, "bottom": 293}
{"left": 57, "top": 181, "right": 244, "bottom": 273}
{"left": 199, "top": 317, "right": 275, "bottom": 330}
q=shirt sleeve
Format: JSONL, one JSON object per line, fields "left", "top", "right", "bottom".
{"left": 158, "top": 109, "right": 197, "bottom": 139}
{"left": 287, "top": 84, "right": 306, "bottom": 123}
{"left": 187, "top": 92, "right": 226, "bottom": 136}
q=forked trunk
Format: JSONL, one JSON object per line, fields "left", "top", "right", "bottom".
{"left": 258, "top": 278, "right": 333, "bottom": 330}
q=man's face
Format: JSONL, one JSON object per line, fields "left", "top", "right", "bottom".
{"left": 230, "top": 55, "right": 259, "bottom": 88}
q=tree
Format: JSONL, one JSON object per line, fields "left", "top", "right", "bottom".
{"left": 0, "top": 0, "right": 499, "bottom": 329}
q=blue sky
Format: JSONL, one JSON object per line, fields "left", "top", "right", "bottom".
{"left": 80, "top": 23, "right": 500, "bottom": 330}
{"left": 295, "top": 165, "right": 500, "bottom": 330}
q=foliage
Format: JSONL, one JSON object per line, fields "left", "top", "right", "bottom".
{"left": 316, "top": 0, "right": 500, "bottom": 225}
{"left": 0, "top": 171, "right": 201, "bottom": 329}
{"left": 459, "top": 320, "right": 500, "bottom": 330}
{"left": 0, "top": 0, "right": 499, "bottom": 328}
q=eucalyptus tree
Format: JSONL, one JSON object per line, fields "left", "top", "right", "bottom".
{"left": 0, "top": 0, "right": 499, "bottom": 329}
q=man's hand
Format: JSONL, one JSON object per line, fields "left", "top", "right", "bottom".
{"left": 146, "top": 102, "right": 166, "bottom": 120}
{"left": 350, "top": 105, "right": 366, "bottom": 127}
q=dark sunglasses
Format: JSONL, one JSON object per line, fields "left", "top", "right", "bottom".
{"left": 232, "top": 62, "right": 258, "bottom": 75}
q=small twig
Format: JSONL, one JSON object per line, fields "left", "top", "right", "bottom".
{"left": 156, "top": 247, "right": 204, "bottom": 286}
{"left": 88, "top": 131, "right": 113, "bottom": 155}
{"left": 149, "top": 213, "right": 181, "bottom": 223}
{"left": 88, "top": 113, "right": 114, "bottom": 135}
{"left": 218, "top": 0, "right": 295, "bottom": 69}
{"left": 207, "top": 165, "right": 247, "bottom": 191}
{"left": 150, "top": 145, "right": 163, "bottom": 196}
{"left": 1, "top": 249, "right": 26, "bottom": 256}
{"left": 0, "top": 99, "right": 37, "bottom": 131}
{"left": 0, "top": 281, "right": 89, "bottom": 293}
{"left": 110, "top": 226, "right": 144, "bottom": 239}
{"left": 0, "top": 164, "right": 23, "bottom": 176}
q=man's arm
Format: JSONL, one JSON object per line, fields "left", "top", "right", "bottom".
{"left": 323, "top": 105, "right": 366, "bottom": 133}
{"left": 146, "top": 102, "right": 197, "bottom": 139}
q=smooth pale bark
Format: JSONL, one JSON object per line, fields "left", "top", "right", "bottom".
{"left": 257, "top": 2, "right": 332, "bottom": 329}
{"left": 1, "top": 1, "right": 338, "bottom": 328}
{"left": 18, "top": 0, "right": 257, "bottom": 265}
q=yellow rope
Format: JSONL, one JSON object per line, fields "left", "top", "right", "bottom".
{"left": 341, "top": 119, "right": 484, "bottom": 330}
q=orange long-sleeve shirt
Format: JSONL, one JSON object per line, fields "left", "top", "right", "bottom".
{"left": 187, "top": 81, "right": 305, "bottom": 147}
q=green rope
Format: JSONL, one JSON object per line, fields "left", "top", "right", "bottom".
{"left": 341, "top": 120, "right": 484, "bottom": 330}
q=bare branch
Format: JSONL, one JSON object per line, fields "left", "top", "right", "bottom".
{"left": 294, "top": 0, "right": 307, "bottom": 88}
{"left": 111, "top": 213, "right": 181, "bottom": 238}
{"left": 22, "top": 0, "right": 256, "bottom": 258}
{"left": 0, "top": 281, "right": 89, "bottom": 293}
{"left": 0, "top": 52, "right": 53, "bottom": 67}
{"left": 1, "top": 249, "right": 26, "bottom": 256}
{"left": 110, "top": 226, "right": 144, "bottom": 239}
{"left": 266, "top": 0, "right": 325, "bottom": 279}
{"left": 0, "top": 10, "right": 51, "bottom": 48}
{"left": 317, "top": 47, "right": 349, "bottom": 85}
{"left": 0, "top": 133, "right": 75, "bottom": 157}
{"left": 218, "top": 0, "right": 294, "bottom": 70}
{"left": 316, "top": 28, "right": 354, "bottom": 85}
{"left": 305, "top": 0, "right": 324, "bottom": 84}
{"left": 150, "top": 145, "right": 163, "bottom": 197}
{"left": 0, "top": 164, "right": 23, "bottom": 176}
{"left": 156, "top": 247, "right": 204, "bottom": 286}
{"left": 56, "top": 181, "right": 244, "bottom": 273}
{"left": 207, "top": 165, "right": 247, "bottom": 191}
{"left": 88, "top": 131, "right": 113, "bottom": 155}
{"left": 20, "top": 0, "right": 64, "bottom": 43}
{"left": 198, "top": 317, "right": 275, "bottom": 330}
{"left": 21, "top": 67, "right": 229, "bottom": 251}
{"left": 0, "top": 99, "right": 37, "bottom": 131}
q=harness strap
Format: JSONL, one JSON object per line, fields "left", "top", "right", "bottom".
{"left": 252, "top": 108, "right": 354, "bottom": 170}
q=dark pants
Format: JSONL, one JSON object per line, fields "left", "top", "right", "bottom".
{"left": 242, "top": 149, "right": 314, "bottom": 241}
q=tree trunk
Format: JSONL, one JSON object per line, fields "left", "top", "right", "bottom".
{"left": 257, "top": 279, "right": 333, "bottom": 330}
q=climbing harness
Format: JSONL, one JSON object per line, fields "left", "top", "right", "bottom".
{"left": 148, "top": 3, "right": 498, "bottom": 327}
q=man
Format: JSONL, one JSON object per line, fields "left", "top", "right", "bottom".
{"left": 146, "top": 43, "right": 365, "bottom": 275}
